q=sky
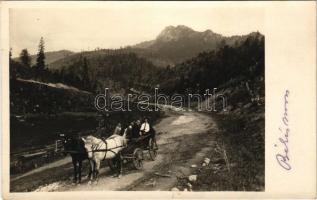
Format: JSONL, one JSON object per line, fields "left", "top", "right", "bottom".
{"left": 10, "top": 2, "right": 264, "bottom": 57}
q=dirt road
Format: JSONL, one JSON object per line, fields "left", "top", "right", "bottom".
{"left": 11, "top": 110, "right": 219, "bottom": 192}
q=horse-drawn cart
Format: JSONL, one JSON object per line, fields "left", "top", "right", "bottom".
{"left": 32, "top": 130, "right": 159, "bottom": 183}
{"left": 108, "top": 133, "right": 158, "bottom": 170}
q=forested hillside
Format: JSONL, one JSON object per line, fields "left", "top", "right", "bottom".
{"left": 149, "top": 32, "right": 264, "bottom": 96}
{"left": 10, "top": 26, "right": 264, "bottom": 115}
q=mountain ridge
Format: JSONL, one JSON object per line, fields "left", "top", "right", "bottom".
{"left": 17, "top": 25, "right": 263, "bottom": 70}
{"left": 131, "top": 25, "right": 262, "bottom": 65}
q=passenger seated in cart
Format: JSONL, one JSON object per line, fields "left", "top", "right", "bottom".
{"left": 140, "top": 118, "right": 155, "bottom": 148}
{"left": 131, "top": 120, "right": 141, "bottom": 139}
{"left": 140, "top": 118, "right": 150, "bottom": 136}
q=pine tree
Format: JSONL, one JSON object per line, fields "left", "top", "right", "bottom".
{"left": 35, "top": 37, "right": 46, "bottom": 78}
{"left": 19, "top": 49, "right": 31, "bottom": 67}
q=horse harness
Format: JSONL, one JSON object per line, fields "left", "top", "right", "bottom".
{"left": 90, "top": 137, "right": 125, "bottom": 160}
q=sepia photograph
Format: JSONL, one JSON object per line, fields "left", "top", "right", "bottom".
{"left": 8, "top": 4, "right": 266, "bottom": 192}
{"left": 1, "top": 2, "right": 314, "bottom": 198}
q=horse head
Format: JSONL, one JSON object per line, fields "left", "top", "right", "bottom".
{"left": 60, "top": 134, "right": 73, "bottom": 154}
{"left": 83, "top": 135, "right": 95, "bottom": 158}
{"left": 61, "top": 133, "right": 87, "bottom": 156}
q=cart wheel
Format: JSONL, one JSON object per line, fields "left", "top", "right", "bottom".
{"left": 132, "top": 148, "right": 143, "bottom": 170}
{"left": 108, "top": 158, "right": 119, "bottom": 171}
{"left": 148, "top": 138, "right": 158, "bottom": 161}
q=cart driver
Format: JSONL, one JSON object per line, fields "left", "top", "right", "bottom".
{"left": 140, "top": 118, "right": 150, "bottom": 136}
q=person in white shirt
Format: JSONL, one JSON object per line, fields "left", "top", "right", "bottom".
{"left": 140, "top": 118, "right": 150, "bottom": 136}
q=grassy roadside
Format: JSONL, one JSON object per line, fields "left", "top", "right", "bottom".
{"left": 172, "top": 75, "right": 265, "bottom": 191}
{"left": 191, "top": 103, "right": 264, "bottom": 191}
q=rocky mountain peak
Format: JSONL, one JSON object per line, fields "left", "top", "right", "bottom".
{"left": 156, "top": 25, "right": 196, "bottom": 42}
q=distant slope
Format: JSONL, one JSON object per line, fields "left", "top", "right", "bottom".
{"left": 14, "top": 50, "right": 74, "bottom": 66}
{"left": 49, "top": 25, "right": 263, "bottom": 69}
{"left": 51, "top": 52, "right": 159, "bottom": 92}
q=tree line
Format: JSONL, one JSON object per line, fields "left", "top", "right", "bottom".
{"left": 10, "top": 37, "right": 97, "bottom": 92}
{"left": 10, "top": 37, "right": 46, "bottom": 81}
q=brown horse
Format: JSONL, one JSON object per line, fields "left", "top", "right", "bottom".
{"left": 62, "top": 134, "right": 89, "bottom": 184}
